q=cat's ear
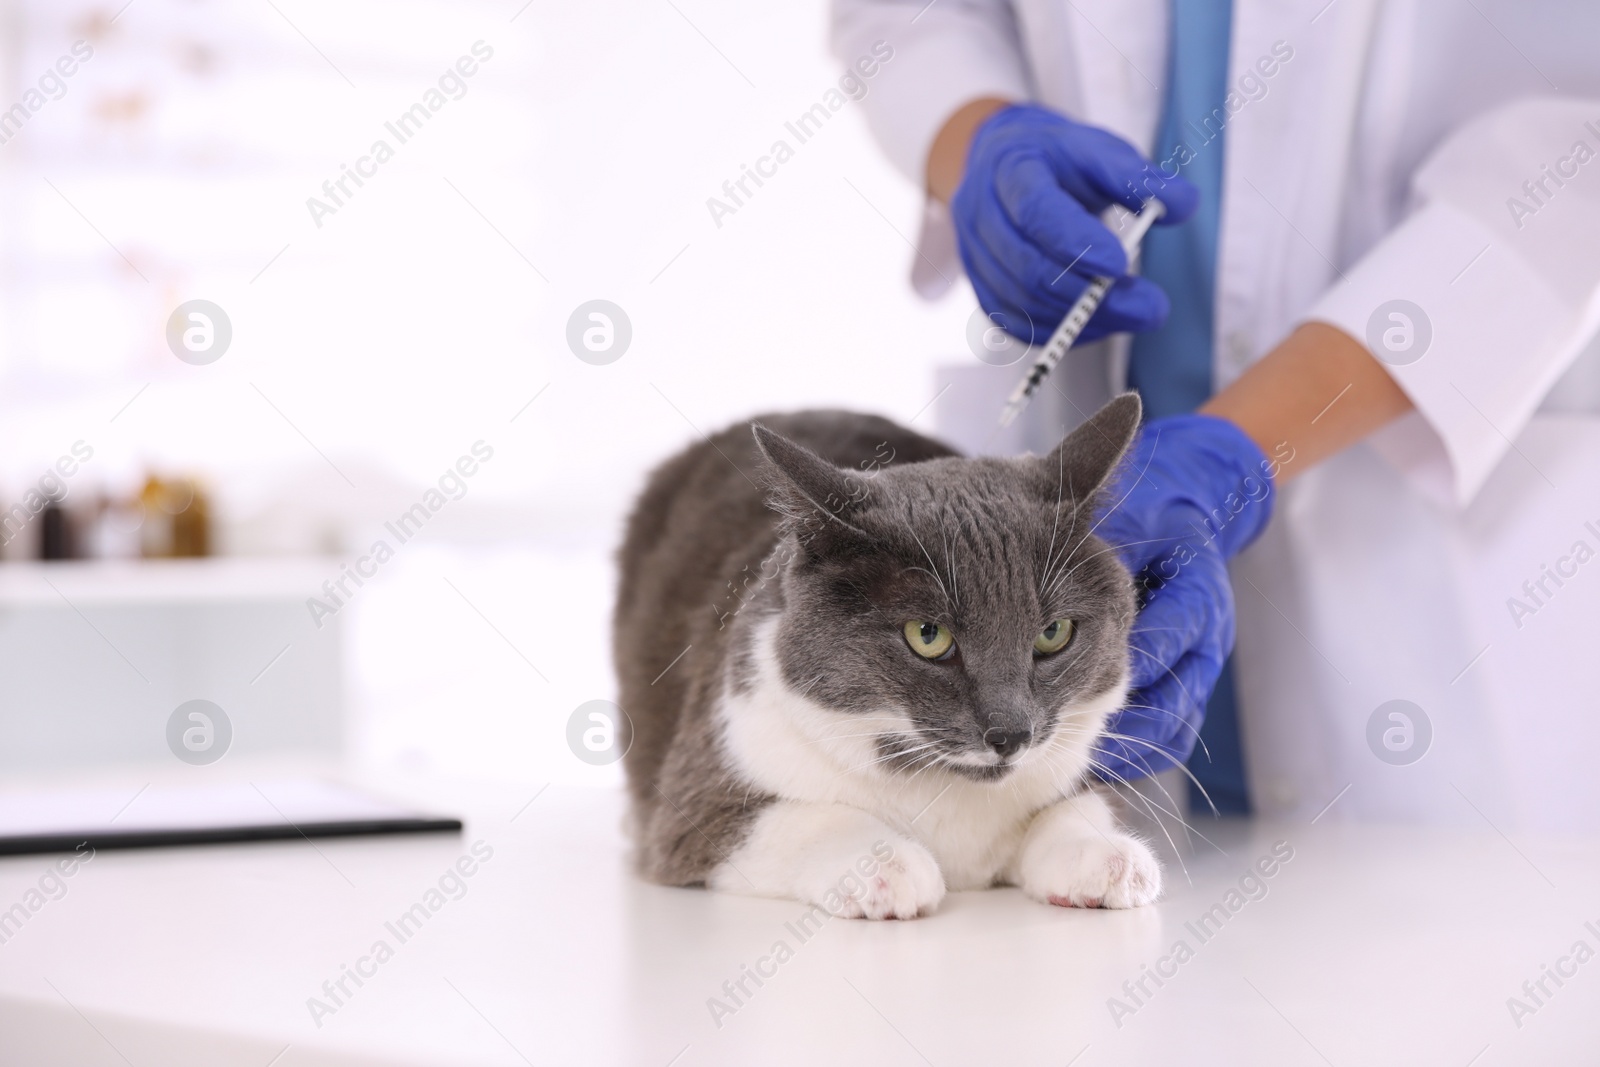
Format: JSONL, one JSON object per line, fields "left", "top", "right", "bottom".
{"left": 1037, "top": 392, "right": 1143, "bottom": 504}
{"left": 751, "top": 424, "right": 870, "bottom": 538}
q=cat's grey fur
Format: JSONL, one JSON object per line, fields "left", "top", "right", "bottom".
{"left": 614, "top": 393, "right": 1156, "bottom": 916}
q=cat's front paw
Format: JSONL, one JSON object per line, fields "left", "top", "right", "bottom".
{"left": 713, "top": 803, "right": 947, "bottom": 920}
{"left": 824, "top": 837, "right": 946, "bottom": 921}
{"left": 1018, "top": 833, "right": 1161, "bottom": 909}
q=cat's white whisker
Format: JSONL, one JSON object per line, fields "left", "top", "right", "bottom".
{"left": 905, "top": 522, "right": 954, "bottom": 613}
{"left": 899, "top": 746, "right": 966, "bottom": 789}
{"left": 1056, "top": 748, "right": 1195, "bottom": 886}
{"left": 1046, "top": 536, "right": 1172, "bottom": 597}
{"left": 1116, "top": 690, "right": 1215, "bottom": 763}
{"left": 1036, "top": 459, "right": 1086, "bottom": 599}
{"left": 1125, "top": 647, "right": 1210, "bottom": 728}
{"left": 1041, "top": 717, "right": 1213, "bottom": 833}
{"left": 840, "top": 736, "right": 948, "bottom": 777}
{"left": 1089, "top": 770, "right": 1202, "bottom": 876}
{"left": 940, "top": 522, "right": 962, "bottom": 612}
{"left": 1092, "top": 730, "right": 1221, "bottom": 820}
{"left": 799, "top": 712, "right": 914, "bottom": 738}
{"left": 799, "top": 725, "right": 908, "bottom": 742}
{"left": 791, "top": 672, "right": 830, "bottom": 699}
{"left": 1052, "top": 423, "right": 1169, "bottom": 584}
{"left": 1114, "top": 762, "right": 1223, "bottom": 859}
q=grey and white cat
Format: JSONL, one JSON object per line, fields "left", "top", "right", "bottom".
{"left": 614, "top": 392, "right": 1159, "bottom": 919}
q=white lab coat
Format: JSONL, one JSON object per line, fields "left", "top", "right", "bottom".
{"left": 834, "top": 0, "right": 1600, "bottom": 832}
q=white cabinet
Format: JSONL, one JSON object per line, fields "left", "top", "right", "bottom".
{"left": 0, "top": 559, "right": 341, "bottom": 772}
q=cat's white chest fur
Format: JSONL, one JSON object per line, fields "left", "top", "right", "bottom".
{"left": 715, "top": 617, "right": 1122, "bottom": 891}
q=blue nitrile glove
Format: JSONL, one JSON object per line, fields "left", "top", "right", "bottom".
{"left": 1091, "top": 414, "right": 1276, "bottom": 785}
{"left": 951, "top": 103, "right": 1199, "bottom": 344}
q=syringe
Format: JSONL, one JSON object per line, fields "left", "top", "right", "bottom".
{"left": 997, "top": 198, "right": 1166, "bottom": 428}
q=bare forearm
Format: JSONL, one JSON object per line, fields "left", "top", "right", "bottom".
{"left": 926, "top": 96, "right": 1011, "bottom": 203}
{"left": 1200, "top": 322, "right": 1414, "bottom": 482}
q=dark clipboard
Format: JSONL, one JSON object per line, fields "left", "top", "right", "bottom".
{"left": 0, "top": 780, "right": 464, "bottom": 858}
{"left": 0, "top": 816, "right": 463, "bottom": 857}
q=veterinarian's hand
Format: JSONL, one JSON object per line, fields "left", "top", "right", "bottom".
{"left": 1091, "top": 414, "right": 1275, "bottom": 784}
{"left": 950, "top": 103, "right": 1197, "bottom": 344}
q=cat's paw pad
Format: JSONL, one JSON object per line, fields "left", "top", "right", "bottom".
{"left": 824, "top": 839, "right": 946, "bottom": 921}
{"left": 1022, "top": 834, "right": 1161, "bottom": 910}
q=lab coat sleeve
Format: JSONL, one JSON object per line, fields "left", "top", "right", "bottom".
{"left": 830, "top": 0, "right": 1031, "bottom": 184}
{"left": 1305, "top": 98, "right": 1600, "bottom": 507}
{"left": 830, "top": 0, "right": 1032, "bottom": 296}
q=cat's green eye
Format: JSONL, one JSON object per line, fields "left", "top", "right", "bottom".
{"left": 1034, "top": 619, "right": 1075, "bottom": 655}
{"left": 904, "top": 621, "right": 955, "bottom": 660}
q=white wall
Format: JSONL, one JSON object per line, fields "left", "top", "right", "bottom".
{"left": 0, "top": 0, "right": 975, "bottom": 551}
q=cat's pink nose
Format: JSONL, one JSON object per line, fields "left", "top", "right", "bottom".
{"left": 984, "top": 727, "right": 1032, "bottom": 759}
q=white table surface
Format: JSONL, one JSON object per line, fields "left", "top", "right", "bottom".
{"left": 1, "top": 776, "right": 1597, "bottom": 1067}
